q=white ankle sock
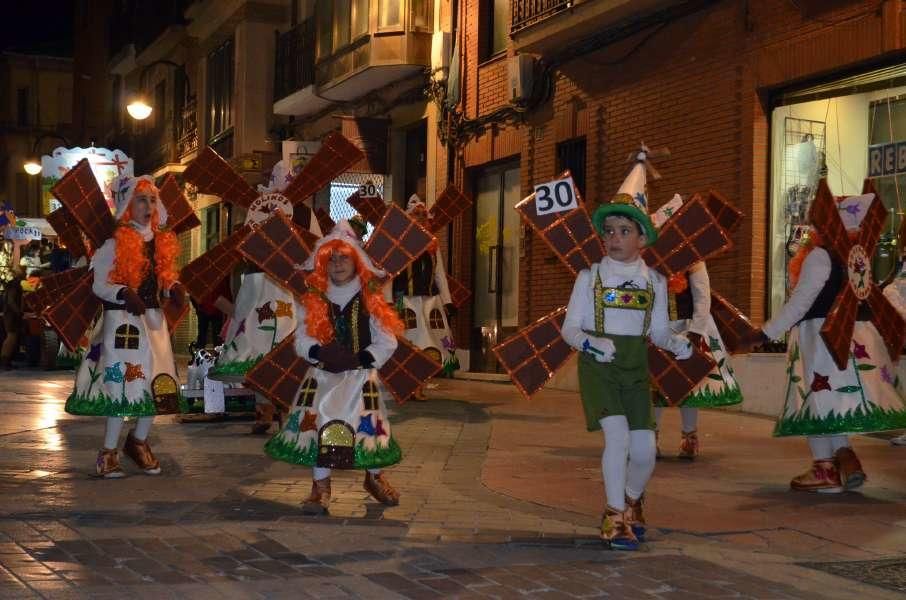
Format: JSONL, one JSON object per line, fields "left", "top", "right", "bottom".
{"left": 680, "top": 407, "right": 698, "bottom": 433}
{"left": 313, "top": 467, "right": 331, "bottom": 480}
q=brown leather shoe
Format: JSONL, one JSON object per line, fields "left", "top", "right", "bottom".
{"left": 364, "top": 471, "right": 400, "bottom": 506}
{"left": 302, "top": 477, "right": 331, "bottom": 515}
{"left": 624, "top": 494, "right": 646, "bottom": 541}
{"left": 600, "top": 505, "right": 639, "bottom": 551}
{"left": 123, "top": 431, "right": 161, "bottom": 475}
{"left": 678, "top": 430, "right": 699, "bottom": 460}
{"left": 834, "top": 446, "right": 866, "bottom": 490}
{"left": 790, "top": 460, "right": 843, "bottom": 494}
{"left": 96, "top": 449, "right": 126, "bottom": 479}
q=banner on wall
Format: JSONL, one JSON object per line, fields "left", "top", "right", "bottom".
{"left": 282, "top": 140, "right": 321, "bottom": 175}
{"left": 40, "top": 147, "right": 133, "bottom": 215}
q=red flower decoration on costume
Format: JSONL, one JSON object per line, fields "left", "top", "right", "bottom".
{"left": 852, "top": 342, "right": 870, "bottom": 360}
{"left": 256, "top": 302, "right": 275, "bottom": 323}
{"left": 124, "top": 362, "right": 146, "bottom": 382}
{"left": 810, "top": 372, "right": 831, "bottom": 392}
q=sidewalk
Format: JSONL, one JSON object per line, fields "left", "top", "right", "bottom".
{"left": 0, "top": 370, "right": 903, "bottom": 598}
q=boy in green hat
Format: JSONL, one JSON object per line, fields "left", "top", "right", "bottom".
{"left": 562, "top": 147, "right": 692, "bottom": 550}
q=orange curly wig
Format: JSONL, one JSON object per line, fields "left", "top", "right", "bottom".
{"left": 303, "top": 239, "right": 404, "bottom": 344}
{"left": 108, "top": 179, "right": 180, "bottom": 291}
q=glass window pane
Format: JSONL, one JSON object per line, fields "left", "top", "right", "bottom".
{"left": 412, "top": 0, "right": 431, "bottom": 29}
{"left": 492, "top": 0, "right": 508, "bottom": 55}
{"left": 317, "top": 0, "right": 332, "bottom": 58}
{"left": 379, "top": 0, "right": 401, "bottom": 28}
{"left": 352, "top": 0, "right": 368, "bottom": 37}
{"left": 334, "top": 0, "right": 350, "bottom": 50}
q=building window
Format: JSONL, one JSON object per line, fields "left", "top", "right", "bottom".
{"left": 300, "top": 378, "right": 318, "bottom": 406}
{"left": 115, "top": 324, "right": 141, "bottom": 350}
{"left": 318, "top": 0, "right": 369, "bottom": 58}
{"left": 205, "top": 37, "right": 234, "bottom": 143}
{"left": 379, "top": 0, "right": 402, "bottom": 29}
{"left": 362, "top": 380, "right": 379, "bottom": 410}
{"left": 16, "top": 88, "right": 29, "bottom": 127}
{"left": 557, "top": 137, "right": 587, "bottom": 199}
{"left": 411, "top": 0, "right": 432, "bottom": 30}
{"left": 203, "top": 204, "right": 221, "bottom": 251}
{"left": 402, "top": 308, "right": 417, "bottom": 329}
{"left": 481, "top": 0, "right": 509, "bottom": 60}
{"left": 429, "top": 308, "right": 445, "bottom": 330}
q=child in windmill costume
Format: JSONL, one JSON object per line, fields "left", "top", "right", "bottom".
{"left": 265, "top": 220, "right": 404, "bottom": 514}
{"left": 760, "top": 193, "right": 906, "bottom": 492}
{"left": 650, "top": 194, "right": 742, "bottom": 459}
{"left": 392, "top": 194, "right": 456, "bottom": 377}
{"left": 211, "top": 160, "right": 306, "bottom": 433}
{"left": 65, "top": 175, "right": 187, "bottom": 478}
{"left": 883, "top": 253, "right": 906, "bottom": 446}
{"left": 562, "top": 152, "right": 692, "bottom": 550}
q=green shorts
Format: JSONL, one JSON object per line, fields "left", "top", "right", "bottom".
{"left": 577, "top": 334, "right": 654, "bottom": 432}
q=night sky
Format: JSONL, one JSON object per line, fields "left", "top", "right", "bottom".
{"left": 0, "top": 1, "right": 75, "bottom": 57}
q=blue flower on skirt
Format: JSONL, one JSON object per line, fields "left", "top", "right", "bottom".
{"left": 104, "top": 362, "right": 124, "bottom": 384}
{"left": 357, "top": 414, "right": 376, "bottom": 436}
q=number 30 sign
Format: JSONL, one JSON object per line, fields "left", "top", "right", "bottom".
{"left": 533, "top": 176, "right": 578, "bottom": 215}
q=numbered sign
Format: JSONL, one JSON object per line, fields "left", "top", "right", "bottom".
{"left": 534, "top": 176, "right": 578, "bottom": 216}
{"left": 359, "top": 180, "right": 380, "bottom": 199}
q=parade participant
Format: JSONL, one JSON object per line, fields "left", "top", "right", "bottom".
{"left": 65, "top": 175, "right": 186, "bottom": 478}
{"left": 562, "top": 153, "right": 692, "bottom": 550}
{"left": 650, "top": 195, "right": 743, "bottom": 459}
{"left": 883, "top": 249, "right": 906, "bottom": 446}
{"left": 755, "top": 193, "right": 906, "bottom": 491}
{"left": 391, "top": 194, "right": 457, "bottom": 397}
{"left": 264, "top": 220, "right": 404, "bottom": 514}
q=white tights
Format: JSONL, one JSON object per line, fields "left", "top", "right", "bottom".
{"left": 807, "top": 435, "right": 850, "bottom": 460}
{"left": 653, "top": 406, "right": 698, "bottom": 433}
{"left": 313, "top": 467, "right": 382, "bottom": 480}
{"left": 600, "top": 415, "right": 656, "bottom": 510}
{"left": 103, "top": 416, "right": 154, "bottom": 450}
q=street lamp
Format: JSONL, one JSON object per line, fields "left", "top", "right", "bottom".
{"left": 23, "top": 132, "right": 72, "bottom": 176}
{"left": 126, "top": 59, "right": 189, "bottom": 121}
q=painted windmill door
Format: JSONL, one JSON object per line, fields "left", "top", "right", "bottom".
{"left": 471, "top": 162, "right": 521, "bottom": 373}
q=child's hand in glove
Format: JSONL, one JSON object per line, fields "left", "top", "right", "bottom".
{"left": 582, "top": 336, "right": 616, "bottom": 363}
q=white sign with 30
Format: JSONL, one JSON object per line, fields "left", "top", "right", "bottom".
{"left": 534, "top": 176, "right": 578, "bottom": 215}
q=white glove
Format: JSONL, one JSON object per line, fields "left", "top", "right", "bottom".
{"left": 673, "top": 335, "right": 693, "bottom": 360}
{"left": 582, "top": 336, "right": 616, "bottom": 363}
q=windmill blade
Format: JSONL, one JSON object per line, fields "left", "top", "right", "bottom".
{"left": 866, "top": 285, "right": 906, "bottom": 363}
{"left": 237, "top": 212, "right": 319, "bottom": 299}
{"left": 245, "top": 335, "right": 309, "bottom": 411}
{"left": 163, "top": 299, "right": 190, "bottom": 333}
{"left": 50, "top": 158, "right": 115, "bottom": 249}
{"left": 428, "top": 184, "right": 471, "bottom": 233}
{"left": 365, "top": 204, "right": 435, "bottom": 278}
{"left": 820, "top": 285, "right": 859, "bottom": 371}
{"left": 181, "top": 224, "right": 252, "bottom": 303}
{"left": 808, "top": 179, "right": 850, "bottom": 266}
{"left": 709, "top": 291, "right": 759, "bottom": 354}
{"left": 446, "top": 274, "right": 472, "bottom": 309}
{"left": 492, "top": 307, "right": 574, "bottom": 400}
{"left": 857, "top": 179, "right": 888, "bottom": 257}
{"left": 182, "top": 147, "right": 259, "bottom": 209}
{"left": 648, "top": 340, "right": 716, "bottom": 406}
{"left": 347, "top": 191, "right": 387, "bottom": 226}
{"left": 703, "top": 190, "right": 744, "bottom": 234}
{"left": 25, "top": 266, "right": 90, "bottom": 315}
{"left": 515, "top": 170, "right": 604, "bottom": 275}
{"left": 46, "top": 206, "right": 89, "bottom": 259}
{"left": 378, "top": 337, "right": 443, "bottom": 404}
{"left": 159, "top": 174, "right": 201, "bottom": 234}
{"left": 282, "top": 132, "right": 364, "bottom": 206}
{"left": 642, "top": 193, "right": 733, "bottom": 278}
{"left": 44, "top": 270, "right": 101, "bottom": 351}
{"left": 314, "top": 207, "right": 335, "bottom": 235}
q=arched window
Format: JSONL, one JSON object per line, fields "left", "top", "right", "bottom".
{"left": 362, "top": 380, "right": 379, "bottom": 411}
{"left": 114, "top": 324, "right": 140, "bottom": 349}
{"left": 428, "top": 309, "right": 445, "bottom": 330}
{"left": 403, "top": 308, "right": 417, "bottom": 330}
{"left": 299, "top": 378, "right": 318, "bottom": 407}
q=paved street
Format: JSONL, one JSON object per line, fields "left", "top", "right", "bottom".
{"left": 0, "top": 368, "right": 905, "bottom": 598}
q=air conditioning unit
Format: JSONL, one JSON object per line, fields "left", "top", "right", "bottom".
{"left": 507, "top": 54, "right": 535, "bottom": 104}
{"left": 431, "top": 31, "right": 452, "bottom": 75}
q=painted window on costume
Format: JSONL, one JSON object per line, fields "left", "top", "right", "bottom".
{"left": 115, "top": 324, "right": 140, "bottom": 350}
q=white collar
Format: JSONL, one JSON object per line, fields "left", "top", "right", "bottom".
{"left": 130, "top": 220, "right": 154, "bottom": 241}
{"left": 326, "top": 277, "right": 362, "bottom": 308}
{"left": 597, "top": 255, "right": 648, "bottom": 279}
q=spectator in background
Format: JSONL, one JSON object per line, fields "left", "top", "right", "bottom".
{"left": 1, "top": 267, "right": 24, "bottom": 369}
{"left": 48, "top": 241, "right": 72, "bottom": 273}
{"left": 191, "top": 275, "right": 229, "bottom": 348}
{"left": 19, "top": 241, "right": 49, "bottom": 277}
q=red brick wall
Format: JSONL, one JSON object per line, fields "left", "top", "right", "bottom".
{"left": 446, "top": 0, "right": 906, "bottom": 343}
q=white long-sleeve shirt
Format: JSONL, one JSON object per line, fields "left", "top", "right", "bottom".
{"left": 432, "top": 247, "right": 453, "bottom": 305}
{"left": 294, "top": 278, "right": 398, "bottom": 369}
{"left": 561, "top": 256, "right": 689, "bottom": 356}
{"left": 685, "top": 261, "right": 711, "bottom": 336}
{"left": 762, "top": 247, "right": 832, "bottom": 340}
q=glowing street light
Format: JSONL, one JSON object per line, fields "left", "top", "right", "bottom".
{"left": 126, "top": 97, "right": 153, "bottom": 120}
{"left": 23, "top": 159, "right": 42, "bottom": 175}
{"left": 23, "top": 133, "right": 71, "bottom": 176}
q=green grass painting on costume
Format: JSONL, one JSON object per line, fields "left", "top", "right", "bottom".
{"left": 208, "top": 354, "right": 264, "bottom": 377}
{"left": 265, "top": 435, "right": 403, "bottom": 469}
{"left": 653, "top": 383, "right": 742, "bottom": 408}
{"left": 65, "top": 390, "right": 158, "bottom": 417}
{"left": 773, "top": 403, "right": 906, "bottom": 437}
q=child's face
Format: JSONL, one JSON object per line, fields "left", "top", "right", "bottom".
{"left": 130, "top": 191, "right": 157, "bottom": 227}
{"left": 602, "top": 215, "right": 647, "bottom": 262}
{"left": 328, "top": 251, "right": 357, "bottom": 285}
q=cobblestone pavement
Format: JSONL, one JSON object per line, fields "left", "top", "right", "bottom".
{"left": 0, "top": 370, "right": 903, "bottom": 599}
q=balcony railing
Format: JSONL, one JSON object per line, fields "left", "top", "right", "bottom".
{"left": 511, "top": 0, "right": 574, "bottom": 34}
{"left": 177, "top": 96, "right": 198, "bottom": 159}
{"left": 274, "top": 18, "right": 316, "bottom": 103}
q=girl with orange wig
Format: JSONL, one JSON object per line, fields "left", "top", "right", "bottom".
{"left": 66, "top": 174, "right": 187, "bottom": 480}
{"left": 264, "top": 220, "right": 405, "bottom": 514}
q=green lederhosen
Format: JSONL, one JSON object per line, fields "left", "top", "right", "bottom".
{"left": 576, "top": 271, "right": 656, "bottom": 432}
{"left": 578, "top": 336, "right": 654, "bottom": 431}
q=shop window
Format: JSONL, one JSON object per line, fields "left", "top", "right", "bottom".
{"left": 481, "top": 0, "right": 509, "bottom": 60}
{"left": 429, "top": 308, "right": 445, "bottom": 330}
{"left": 115, "top": 324, "right": 140, "bottom": 350}
{"left": 205, "top": 37, "right": 234, "bottom": 144}
{"left": 402, "top": 308, "right": 417, "bottom": 329}
{"left": 300, "top": 378, "right": 318, "bottom": 406}
{"left": 379, "top": 0, "right": 402, "bottom": 29}
{"left": 557, "top": 137, "right": 587, "bottom": 199}
{"left": 362, "top": 381, "right": 379, "bottom": 411}
{"left": 203, "top": 204, "right": 221, "bottom": 251}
